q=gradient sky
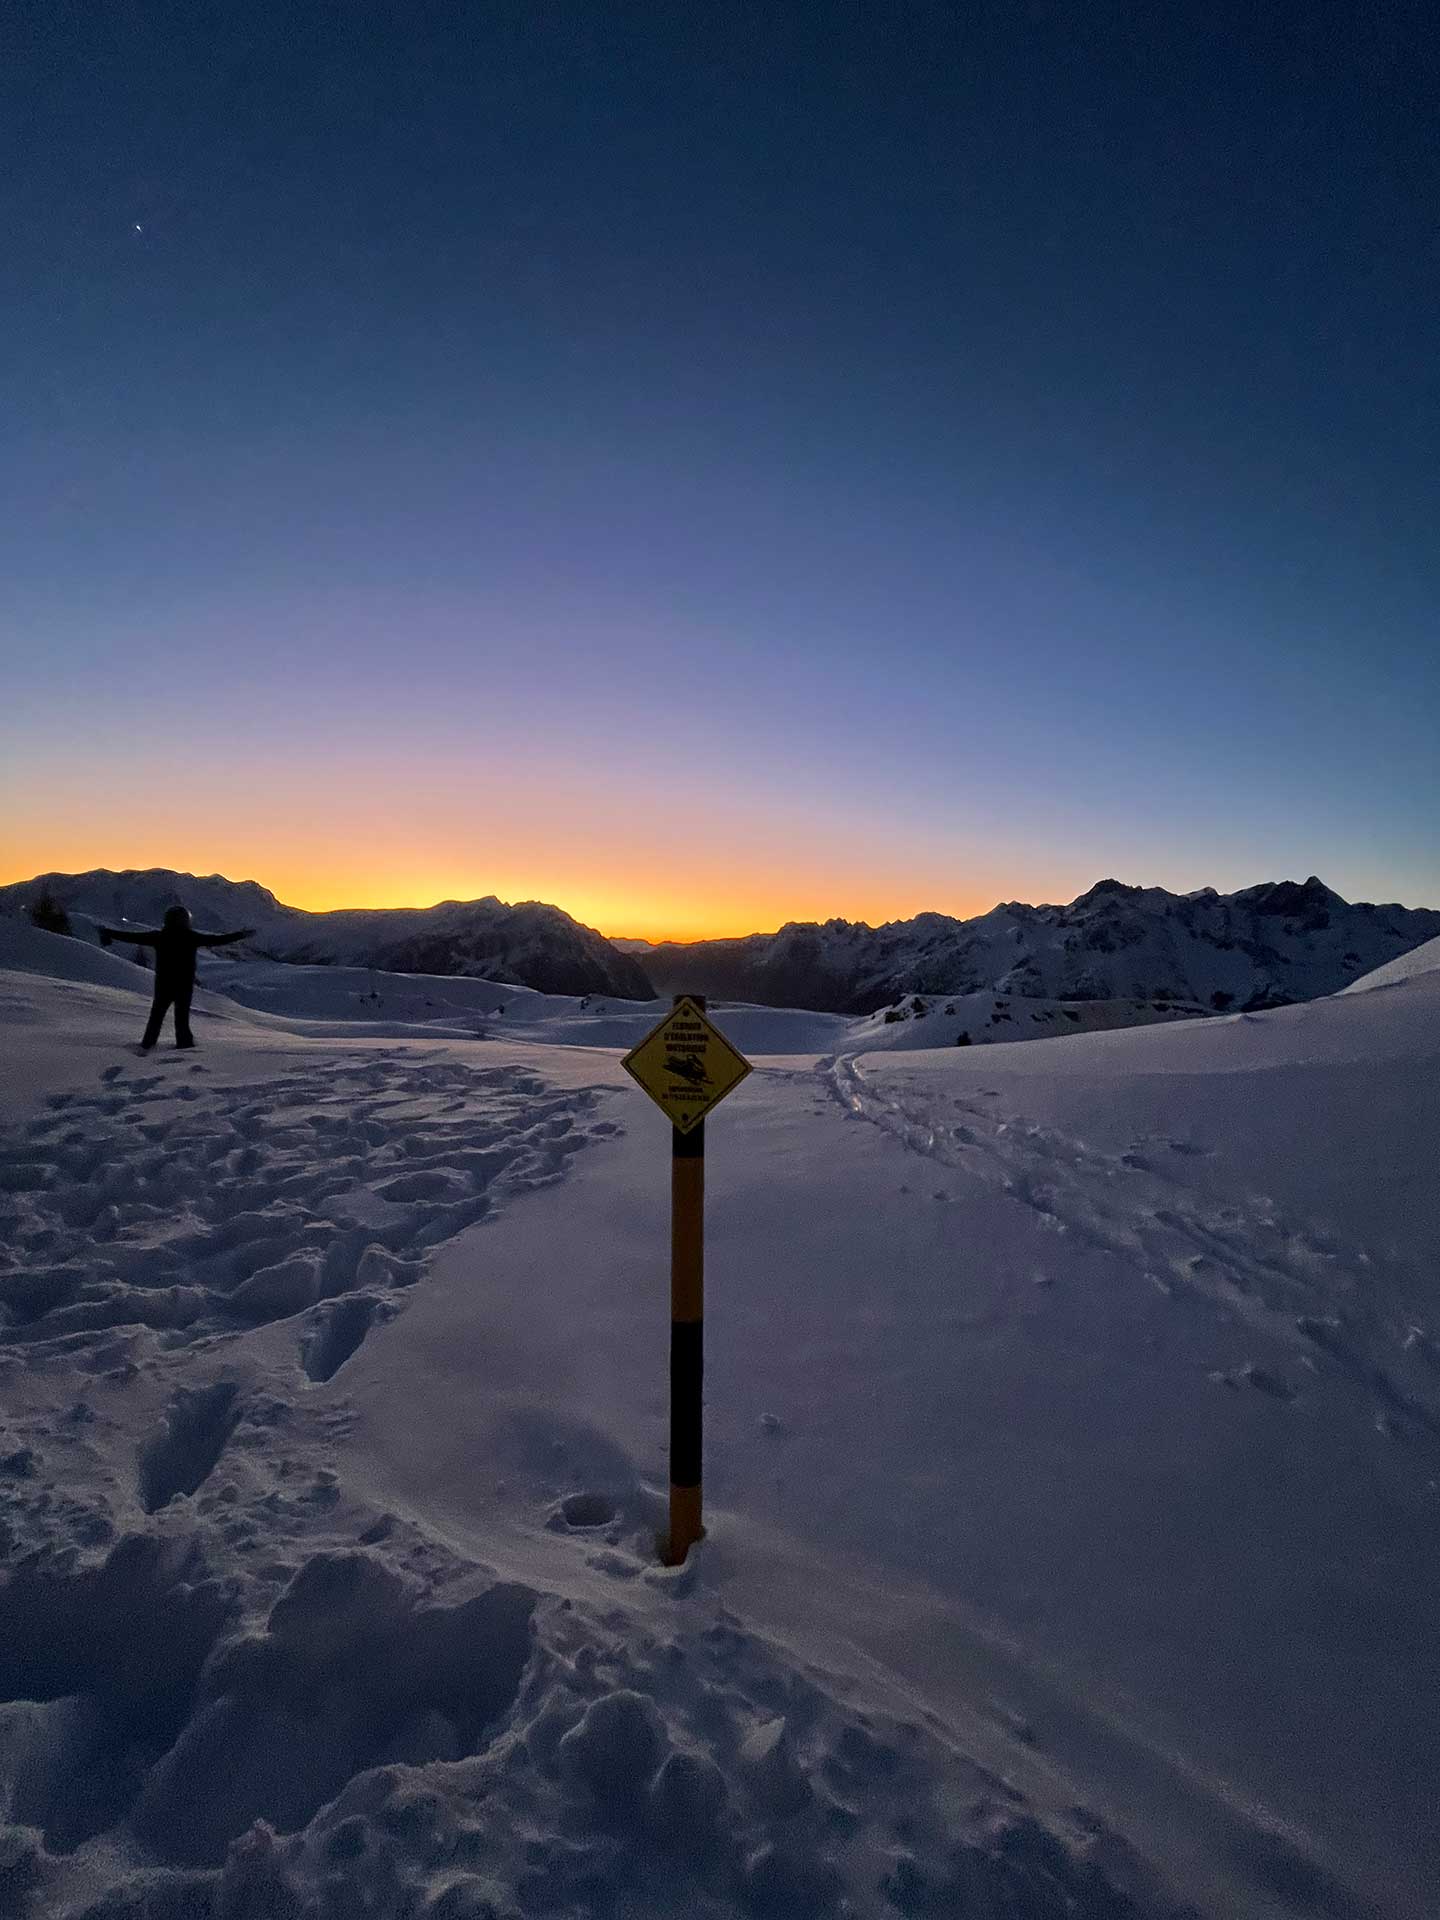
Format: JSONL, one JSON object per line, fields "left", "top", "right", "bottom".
{"left": 3, "top": 3, "right": 1437, "bottom": 938}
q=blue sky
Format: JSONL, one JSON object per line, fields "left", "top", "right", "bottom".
{"left": 3, "top": 1, "right": 1436, "bottom": 933}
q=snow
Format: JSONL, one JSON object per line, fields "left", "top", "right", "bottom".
{"left": 0, "top": 916, "right": 157, "bottom": 994}
{"left": 0, "top": 920, "right": 1240, "bottom": 1059}
{"left": 1340, "top": 931, "right": 1440, "bottom": 993}
{"left": 643, "top": 875, "right": 1440, "bottom": 1016}
{"left": 12, "top": 863, "right": 1440, "bottom": 1036}
{"left": 213, "top": 958, "right": 852, "bottom": 1056}
{"left": 0, "top": 867, "right": 655, "bottom": 1000}
{"left": 1, "top": 929, "right": 1438, "bottom": 1917}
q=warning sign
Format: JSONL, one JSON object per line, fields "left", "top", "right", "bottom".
{"left": 622, "top": 996, "right": 752, "bottom": 1134}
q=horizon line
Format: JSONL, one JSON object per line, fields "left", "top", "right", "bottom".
{"left": 3, "top": 861, "right": 1437, "bottom": 947}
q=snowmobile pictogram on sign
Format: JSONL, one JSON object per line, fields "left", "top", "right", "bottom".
{"left": 621, "top": 995, "right": 752, "bottom": 1134}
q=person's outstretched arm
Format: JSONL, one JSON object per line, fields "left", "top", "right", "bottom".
{"left": 193, "top": 927, "right": 255, "bottom": 948}
{"left": 97, "top": 924, "right": 161, "bottom": 947}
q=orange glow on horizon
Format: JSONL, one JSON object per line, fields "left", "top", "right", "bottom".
{"left": 2, "top": 742, "right": 1050, "bottom": 945}
{"left": 0, "top": 838, "right": 1009, "bottom": 946}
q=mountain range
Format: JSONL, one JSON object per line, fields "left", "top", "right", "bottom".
{"left": 638, "top": 876, "right": 1440, "bottom": 1014}
{"left": 0, "top": 869, "right": 655, "bottom": 1002}
{"left": 4, "top": 869, "right": 1438, "bottom": 1024}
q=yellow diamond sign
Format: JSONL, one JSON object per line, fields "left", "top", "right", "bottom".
{"left": 622, "top": 996, "right": 752, "bottom": 1133}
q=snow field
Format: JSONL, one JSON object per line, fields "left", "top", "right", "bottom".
{"left": 0, "top": 1051, "right": 606, "bottom": 1354}
{"left": 0, "top": 941, "right": 1436, "bottom": 1917}
{"left": 0, "top": 980, "right": 1187, "bottom": 1920}
{"left": 0, "top": 1519, "right": 1169, "bottom": 1920}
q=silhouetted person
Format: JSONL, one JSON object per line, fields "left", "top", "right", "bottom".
{"left": 97, "top": 907, "right": 254, "bottom": 1050}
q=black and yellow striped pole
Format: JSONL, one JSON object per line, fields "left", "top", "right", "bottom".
{"left": 669, "top": 1110, "right": 705, "bottom": 1563}
{"left": 621, "top": 992, "right": 751, "bottom": 1567}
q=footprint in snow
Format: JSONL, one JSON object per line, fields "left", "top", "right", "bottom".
{"left": 0, "top": 1055, "right": 609, "bottom": 1355}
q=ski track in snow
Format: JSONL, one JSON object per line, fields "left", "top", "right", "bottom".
{"left": 824, "top": 1053, "right": 1440, "bottom": 1447}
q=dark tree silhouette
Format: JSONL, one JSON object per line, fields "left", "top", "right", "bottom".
{"left": 28, "top": 888, "right": 71, "bottom": 936}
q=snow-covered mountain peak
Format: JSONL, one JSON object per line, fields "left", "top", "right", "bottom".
{"left": 0, "top": 869, "right": 655, "bottom": 1001}
{"left": 643, "top": 877, "right": 1440, "bottom": 1018}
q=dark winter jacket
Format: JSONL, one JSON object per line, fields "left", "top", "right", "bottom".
{"left": 98, "top": 911, "right": 252, "bottom": 990}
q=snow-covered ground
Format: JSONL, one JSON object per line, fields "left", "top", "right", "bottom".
{"left": 1336, "top": 930, "right": 1440, "bottom": 994}
{"left": 2, "top": 922, "right": 1437, "bottom": 1918}
{"left": 0, "top": 920, "right": 1231, "bottom": 1057}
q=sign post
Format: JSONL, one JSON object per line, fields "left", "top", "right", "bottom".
{"left": 621, "top": 994, "right": 752, "bottom": 1564}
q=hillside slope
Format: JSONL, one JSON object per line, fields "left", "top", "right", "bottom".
{"left": 0, "top": 868, "right": 655, "bottom": 1001}
{"left": 644, "top": 876, "right": 1440, "bottom": 1014}
{"left": 1341, "top": 930, "right": 1440, "bottom": 993}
